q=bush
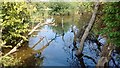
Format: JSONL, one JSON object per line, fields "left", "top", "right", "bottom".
{"left": 99, "top": 2, "right": 120, "bottom": 46}
{"left": 1, "top": 2, "right": 30, "bottom": 46}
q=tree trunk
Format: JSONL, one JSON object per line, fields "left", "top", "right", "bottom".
{"left": 76, "top": 2, "right": 100, "bottom": 57}
{"left": 96, "top": 43, "right": 115, "bottom": 68}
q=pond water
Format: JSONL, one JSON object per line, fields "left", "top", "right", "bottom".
{"left": 13, "top": 14, "right": 120, "bottom": 67}
{"left": 28, "top": 14, "right": 92, "bottom": 67}
{"left": 29, "top": 15, "right": 82, "bottom": 67}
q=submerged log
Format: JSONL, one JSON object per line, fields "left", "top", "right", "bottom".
{"left": 76, "top": 2, "right": 100, "bottom": 57}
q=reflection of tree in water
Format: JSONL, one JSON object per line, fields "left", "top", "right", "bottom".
{"left": 51, "top": 21, "right": 71, "bottom": 35}
{"left": 22, "top": 54, "right": 44, "bottom": 66}
{"left": 56, "top": 29, "right": 80, "bottom": 67}
{"left": 11, "top": 45, "right": 44, "bottom": 66}
{"left": 63, "top": 43, "right": 81, "bottom": 67}
{"left": 49, "top": 14, "right": 96, "bottom": 67}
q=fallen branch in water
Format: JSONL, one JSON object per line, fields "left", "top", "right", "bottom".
{"left": 28, "top": 23, "right": 41, "bottom": 36}
{"left": 3, "top": 20, "right": 55, "bottom": 57}
{"left": 28, "top": 22, "right": 54, "bottom": 36}
{"left": 31, "top": 37, "right": 44, "bottom": 49}
{"left": 36, "top": 33, "right": 59, "bottom": 53}
{"left": 4, "top": 40, "right": 23, "bottom": 57}
{"left": 76, "top": 1, "right": 100, "bottom": 57}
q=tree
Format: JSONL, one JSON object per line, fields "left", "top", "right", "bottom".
{"left": 99, "top": 2, "right": 120, "bottom": 47}
{"left": 48, "top": 2, "right": 71, "bottom": 15}
{"left": 76, "top": 2, "right": 100, "bottom": 57}
{"left": 95, "top": 2, "right": 120, "bottom": 67}
{"left": 1, "top": 2, "right": 31, "bottom": 46}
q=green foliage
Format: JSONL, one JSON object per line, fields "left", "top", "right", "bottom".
{"left": 48, "top": 2, "right": 93, "bottom": 15}
{"left": 77, "top": 2, "right": 93, "bottom": 12}
{"left": 99, "top": 2, "right": 120, "bottom": 46}
{"left": 48, "top": 2, "right": 71, "bottom": 15}
{"left": 0, "top": 56, "right": 20, "bottom": 66}
{"left": 1, "top": 2, "right": 31, "bottom": 46}
{"left": 29, "top": 2, "right": 93, "bottom": 19}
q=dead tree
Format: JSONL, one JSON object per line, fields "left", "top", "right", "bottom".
{"left": 76, "top": 2, "right": 100, "bottom": 57}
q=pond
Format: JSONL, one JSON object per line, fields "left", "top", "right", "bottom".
{"left": 29, "top": 14, "right": 90, "bottom": 67}
{"left": 11, "top": 13, "right": 120, "bottom": 67}
{"left": 28, "top": 16, "right": 81, "bottom": 67}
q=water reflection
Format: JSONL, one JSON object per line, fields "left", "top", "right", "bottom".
{"left": 28, "top": 14, "right": 97, "bottom": 67}
{"left": 51, "top": 16, "right": 71, "bottom": 35}
{"left": 28, "top": 15, "right": 120, "bottom": 67}
{"left": 10, "top": 45, "right": 44, "bottom": 66}
{"left": 29, "top": 15, "right": 82, "bottom": 66}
